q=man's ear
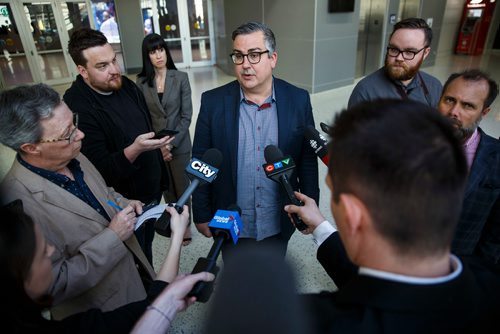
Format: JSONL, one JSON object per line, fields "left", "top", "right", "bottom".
{"left": 481, "top": 106, "right": 491, "bottom": 118}
{"left": 422, "top": 47, "right": 431, "bottom": 61}
{"left": 19, "top": 143, "right": 41, "bottom": 156}
{"left": 77, "top": 65, "right": 88, "bottom": 79}
{"left": 339, "top": 193, "right": 365, "bottom": 236}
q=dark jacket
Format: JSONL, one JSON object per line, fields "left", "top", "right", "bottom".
{"left": 307, "top": 232, "right": 500, "bottom": 334}
{"left": 63, "top": 75, "right": 168, "bottom": 203}
{"left": 191, "top": 78, "right": 320, "bottom": 241}
{"left": 452, "top": 128, "right": 500, "bottom": 264}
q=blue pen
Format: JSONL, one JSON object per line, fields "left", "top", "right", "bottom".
{"left": 107, "top": 199, "right": 123, "bottom": 211}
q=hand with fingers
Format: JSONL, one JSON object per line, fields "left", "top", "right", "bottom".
{"left": 108, "top": 204, "right": 138, "bottom": 241}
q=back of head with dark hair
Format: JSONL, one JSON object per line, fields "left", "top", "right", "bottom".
{"left": 206, "top": 246, "right": 309, "bottom": 334}
{"left": 68, "top": 28, "right": 108, "bottom": 67}
{"left": 391, "top": 17, "right": 432, "bottom": 46}
{"left": 442, "top": 69, "right": 499, "bottom": 109}
{"left": 232, "top": 21, "right": 276, "bottom": 55}
{"left": 137, "top": 33, "right": 177, "bottom": 87}
{"left": 0, "top": 83, "right": 60, "bottom": 152}
{"left": 327, "top": 99, "right": 467, "bottom": 256}
{"left": 0, "top": 200, "right": 44, "bottom": 329}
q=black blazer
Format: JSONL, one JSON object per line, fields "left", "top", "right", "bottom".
{"left": 452, "top": 128, "right": 500, "bottom": 264}
{"left": 307, "top": 233, "right": 500, "bottom": 333}
{"left": 191, "top": 78, "right": 319, "bottom": 241}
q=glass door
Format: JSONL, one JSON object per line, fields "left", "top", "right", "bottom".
{"left": 0, "top": 0, "right": 90, "bottom": 88}
{"left": 147, "top": 0, "right": 214, "bottom": 68}
{"left": 0, "top": 1, "right": 34, "bottom": 86}
{"left": 22, "top": 1, "right": 71, "bottom": 84}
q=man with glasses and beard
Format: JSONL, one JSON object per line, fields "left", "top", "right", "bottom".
{"left": 348, "top": 18, "right": 442, "bottom": 108}
{"left": 437, "top": 69, "right": 500, "bottom": 265}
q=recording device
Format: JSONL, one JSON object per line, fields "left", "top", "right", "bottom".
{"left": 304, "top": 125, "right": 329, "bottom": 166}
{"left": 262, "top": 145, "right": 307, "bottom": 231}
{"left": 188, "top": 207, "right": 242, "bottom": 303}
{"left": 153, "top": 128, "right": 179, "bottom": 139}
{"left": 154, "top": 148, "right": 223, "bottom": 237}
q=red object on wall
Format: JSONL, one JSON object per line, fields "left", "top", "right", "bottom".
{"left": 456, "top": 0, "right": 497, "bottom": 55}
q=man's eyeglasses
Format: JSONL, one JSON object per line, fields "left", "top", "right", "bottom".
{"left": 39, "top": 113, "right": 79, "bottom": 144}
{"left": 386, "top": 46, "right": 428, "bottom": 60}
{"left": 230, "top": 50, "right": 269, "bottom": 65}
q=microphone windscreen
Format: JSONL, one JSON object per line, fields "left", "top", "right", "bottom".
{"left": 264, "top": 145, "right": 284, "bottom": 163}
{"left": 202, "top": 148, "right": 223, "bottom": 168}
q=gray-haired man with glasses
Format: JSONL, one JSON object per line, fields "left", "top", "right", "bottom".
{"left": 0, "top": 84, "right": 156, "bottom": 319}
{"left": 348, "top": 17, "right": 442, "bottom": 108}
{"left": 192, "top": 21, "right": 319, "bottom": 260}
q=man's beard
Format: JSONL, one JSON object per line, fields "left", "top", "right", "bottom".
{"left": 385, "top": 55, "right": 423, "bottom": 82}
{"left": 89, "top": 75, "right": 122, "bottom": 93}
{"left": 448, "top": 116, "right": 482, "bottom": 142}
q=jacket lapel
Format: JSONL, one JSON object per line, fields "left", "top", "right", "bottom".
{"left": 275, "top": 79, "right": 292, "bottom": 151}
{"left": 13, "top": 159, "right": 109, "bottom": 226}
{"left": 225, "top": 82, "right": 241, "bottom": 186}
{"left": 465, "top": 129, "right": 494, "bottom": 199}
{"left": 162, "top": 71, "right": 176, "bottom": 108}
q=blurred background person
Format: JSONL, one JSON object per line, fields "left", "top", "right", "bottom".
{"left": 136, "top": 33, "right": 194, "bottom": 246}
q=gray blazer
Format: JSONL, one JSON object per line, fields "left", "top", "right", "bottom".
{"left": 136, "top": 69, "right": 193, "bottom": 154}
{"left": 0, "top": 153, "right": 155, "bottom": 319}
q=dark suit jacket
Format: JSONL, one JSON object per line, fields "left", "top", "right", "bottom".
{"left": 307, "top": 232, "right": 500, "bottom": 334}
{"left": 452, "top": 128, "right": 500, "bottom": 264}
{"left": 192, "top": 78, "right": 319, "bottom": 241}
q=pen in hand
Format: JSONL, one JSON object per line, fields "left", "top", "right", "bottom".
{"left": 107, "top": 199, "right": 124, "bottom": 211}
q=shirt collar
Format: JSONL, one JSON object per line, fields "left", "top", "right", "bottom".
{"left": 17, "top": 154, "right": 81, "bottom": 182}
{"left": 239, "top": 79, "right": 276, "bottom": 104}
{"left": 358, "top": 254, "right": 462, "bottom": 285}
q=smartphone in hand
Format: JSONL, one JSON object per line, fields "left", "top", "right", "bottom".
{"left": 153, "top": 129, "right": 179, "bottom": 139}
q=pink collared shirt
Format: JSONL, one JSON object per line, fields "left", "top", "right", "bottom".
{"left": 463, "top": 129, "right": 481, "bottom": 170}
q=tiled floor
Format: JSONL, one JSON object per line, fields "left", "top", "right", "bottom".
{"left": 1, "top": 52, "right": 499, "bottom": 333}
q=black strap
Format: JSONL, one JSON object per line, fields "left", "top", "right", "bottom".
{"left": 393, "top": 72, "right": 432, "bottom": 106}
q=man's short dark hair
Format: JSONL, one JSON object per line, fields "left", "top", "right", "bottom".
{"left": 391, "top": 18, "right": 432, "bottom": 47}
{"left": 68, "top": 28, "right": 108, "bottom": 67}
{"left": 232, "top": 21, "right": 276, "bottom": 55}
{"left": 442, "top": 69, "right": 499, "bottom": 109}
{"left": 327, "top": 99, "right": 467, "bottom": 256}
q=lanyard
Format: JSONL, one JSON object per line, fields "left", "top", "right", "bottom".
{"left": 394, "top": 72, "right": 432, "bottom": 106}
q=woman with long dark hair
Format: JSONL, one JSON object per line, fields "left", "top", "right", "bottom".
{"left": 0, "top": 200, "right": 212, "bottom": 333}
{"left": 136, "top": 33, "right": 193, "bottom": 245}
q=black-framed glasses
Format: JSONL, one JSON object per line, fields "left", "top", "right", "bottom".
{"left": 39, "top": 113, "right": 79, "bottom": 144}
{"left": 386, "top": 46, "right": 428, "bottom": 60}
{"left": 230, "top": 50, "right": 269, "bottom": 65}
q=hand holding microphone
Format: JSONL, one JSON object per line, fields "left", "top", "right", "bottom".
{"left": 188, "top": 207, "right": 243, "bottom": 302}
{"left": 263, "top": 145, "right": 307, "bottom": 231}
{"left": 284, "top": 191, "right": 326, "bottom": 234}
{"left": 155, "top": 148, "right": 223, "bottom": 237}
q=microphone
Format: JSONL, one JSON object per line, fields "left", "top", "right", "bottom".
{"left": 188, "top": 207, "right": 243, "bottom": 302}
{"left": 154, "top": 148, "right": 223, "bottom": 237}
{"left": 263, "top": 145, "right": 307, "bottom": 231}
{"left": 304, "top": 125, "right": 329, "bottom": 166}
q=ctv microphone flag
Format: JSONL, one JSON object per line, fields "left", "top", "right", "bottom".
{"left": 263, "top": 145, "right": 308, "bottom": 231}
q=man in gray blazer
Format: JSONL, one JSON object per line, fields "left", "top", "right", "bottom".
{"left": 0, "top": 84, "right": 155, "bottom": 319}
